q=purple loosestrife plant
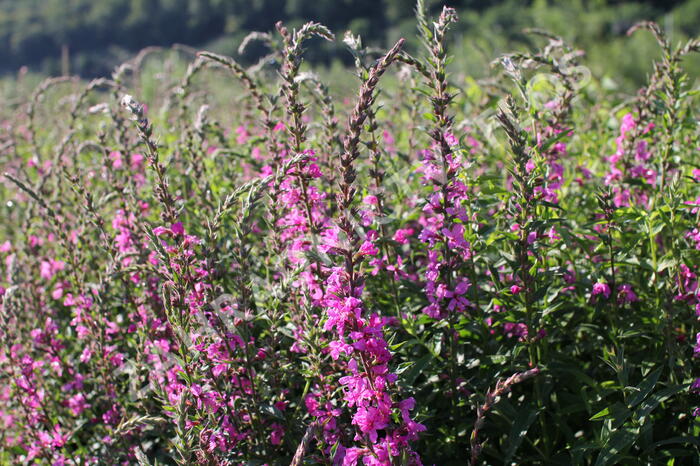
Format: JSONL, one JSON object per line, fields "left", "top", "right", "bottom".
{"left": 2, "top": 9, "right": 700, "bottom": 466}
{"left": 318, "top": 38, "right": 426, "bottom": 465}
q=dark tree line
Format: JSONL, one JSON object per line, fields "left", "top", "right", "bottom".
{"left": 0, "top": 0, "right": 694, "bottom": 77}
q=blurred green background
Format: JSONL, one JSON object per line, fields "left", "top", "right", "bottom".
{"left": 1, "top": 0, "right": 700, "bottom": 90}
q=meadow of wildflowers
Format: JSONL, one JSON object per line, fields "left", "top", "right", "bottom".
{"left": 1, "top": 3, "right": 700, "bottom": 465}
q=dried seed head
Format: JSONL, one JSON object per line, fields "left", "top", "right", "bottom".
{"left": 343, "top": 31, "right": 362, "bottom": 52}
{"left": 120, "top": 94, "right": 144, "bottom": 118}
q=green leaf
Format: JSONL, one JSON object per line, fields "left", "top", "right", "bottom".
{"left": 590, "top": 402, "right": 630, "bottom": 428}
{"left": 504, "top": 407, "right": 538, "bottom": 462}
{"left": 635, "top": 384, "right": 687, "bottom": 422}
{"left": 642, "top": 436, "right": 700, "bottom": 454}
{"left": 628, "top": 367, "right": 662, "bottom": 409}
{"left": 402, "top": 354, "right": 434, "bottom": 386}
{"left": 260, "top": 404, "right": 285, "bottom": 420}
{"left": 594, "top": 426, "right": 639, "bottom": 466}
{"left": 590, "top": 406, "right": 611, "bottom": 421}
{"left": 656, "top": 256, "right": 677, "bottom": 273}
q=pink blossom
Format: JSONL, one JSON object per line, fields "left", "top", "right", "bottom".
{"left": 592, "top": 282, "right": 611, "bottom": 299}
{"left": 617, "top": 284, "right": 638, "bottom": 304}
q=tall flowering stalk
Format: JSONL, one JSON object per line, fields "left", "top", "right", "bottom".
{"left": 316, "top": 38, "right": 425, "bottom": 465}
{"left": 505, "top": 31, "right": 582, "bottom": 206}
{"left": 409, "top": 6, "right": 471, "bottom": 444}
{"left": 627, "top": 23, "right": 700, "bottom": 410}
{"left": 414, "top": 7, "right": 468, "bottom": 320}
{"left": 275, "top": 21, "right": 334, "bottom": 277}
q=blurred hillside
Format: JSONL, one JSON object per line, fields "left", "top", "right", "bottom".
{"left": 1, "top": 0, "right": 700, "bottom": 89}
